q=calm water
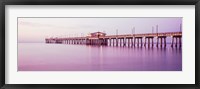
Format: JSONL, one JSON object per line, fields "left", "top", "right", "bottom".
{"left": 18, "top": 43, "right": 182, "bottom": 71}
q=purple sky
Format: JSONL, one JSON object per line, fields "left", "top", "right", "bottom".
{"left": 18, "top": 17, "right": 182, "bottom": 43}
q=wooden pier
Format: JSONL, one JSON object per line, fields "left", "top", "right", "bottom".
{"left": 45, "top": 32, "right": 182, "bottom": 48}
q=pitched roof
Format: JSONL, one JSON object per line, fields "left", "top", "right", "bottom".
{"left": 90, "top": 32, "right": 106, "bottom": 34}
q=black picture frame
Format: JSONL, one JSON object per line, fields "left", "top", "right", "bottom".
{"left": 0, "top": 0, "right": 200, "bottom": 89}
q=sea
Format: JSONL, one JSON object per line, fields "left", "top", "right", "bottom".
{"left": 18, "top": 43, "right": 182, "bottom": 71}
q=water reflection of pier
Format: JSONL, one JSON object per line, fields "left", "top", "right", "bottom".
{"left": 45, "top": 31, "right": 182, "bottom": 48}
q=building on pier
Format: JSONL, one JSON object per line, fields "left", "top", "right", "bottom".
{"left": 87, "top": 32, "right": 106, "bottom": 38}
{"left": 85, "top": 32, "right": 107, "bottom": 45}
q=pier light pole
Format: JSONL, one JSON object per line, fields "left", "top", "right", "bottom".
{"left": 156, "top": 25, "right": 158, "bottom": 35}
{"left": 132, "top": 28, "right": 133, "bottom": 35}
{"left": 116, "top": 29, "right": 118, "bottom": 46}
{"left": 152, "top": 26, "right": 154, "bottom": 34}
{"left": 131, "top": 27, "right": 135, "bottom": 47}
{"left": 156, "top": 25, "right": 159, "bottom": 47}
{"left": 116, "top": 29, "right": 118, "bottom": 36}
{"left": 133, "top": 27, "right": 136, "bottom": 47}
{"left": 81, "top": 33, "right": 83, "bottom": 37}
{"left": 180, "top": 23, "right": 182, "bottom": 32}
{"left": 132, "top": 27, "right": 135, "bottom": 36}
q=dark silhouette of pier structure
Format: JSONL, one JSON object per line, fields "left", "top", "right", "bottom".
{"left": 45, "top": 25, "right": 182, "bottom": 48}
{"left": 45, "top": 32, "right": 182, "bottom": 48}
